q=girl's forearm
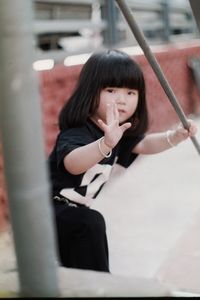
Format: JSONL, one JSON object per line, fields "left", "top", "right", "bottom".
{"left": 133, "top": 131, "right": 179, "bottom": 154}
{"left": 63, "top": 138, "right": 112, "bottom": 175}
{"left": 134, "top": 119, "right": 197, "bottom": 155}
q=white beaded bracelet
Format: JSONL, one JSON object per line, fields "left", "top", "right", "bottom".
{"left": 166, "top": 130, "right": 176, "bottom": 147}
{"left": 98, "top": 137, "right": 112, "bottom": 158}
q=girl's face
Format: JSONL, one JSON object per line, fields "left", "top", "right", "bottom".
{"left": 92, "top": 87, "right": 139, "bottom": 125}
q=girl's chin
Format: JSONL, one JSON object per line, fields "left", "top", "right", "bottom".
{"left": 119, "top": 115, "right": 130, "bottom": 124}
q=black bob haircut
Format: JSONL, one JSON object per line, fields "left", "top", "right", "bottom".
{"left": 59, "top": 49, "right": 148, "bottom": 136}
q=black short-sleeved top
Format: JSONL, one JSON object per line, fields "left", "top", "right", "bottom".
{"left": 48, "top": 119, "right": 144, "bottom": 206}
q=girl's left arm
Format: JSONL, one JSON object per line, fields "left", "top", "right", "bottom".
{"left": 133, "top": 119, "right": 198, "bottom": 155}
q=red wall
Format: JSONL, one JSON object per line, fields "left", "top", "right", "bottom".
{"left": 1, "top": 41, "right": 200, "bottom": 230}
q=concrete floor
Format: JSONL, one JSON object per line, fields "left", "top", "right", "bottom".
{"left": 1, "top": 115, "right": 200, "bottom": 296}
{"left": 92, "top": 115, "right": 200, "bottom": 296}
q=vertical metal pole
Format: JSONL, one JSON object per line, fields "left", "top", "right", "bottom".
{"left": 101, "top": 0, "right": 119, "bottom": 46}
{"left": 0, "top": 0, "right": 60, "bottom": 297}
{"left": 162, "top": 0, "right": 170, "bottom": 42}
{"left": 189, "top": 0, "right": 200, "bottom": 33}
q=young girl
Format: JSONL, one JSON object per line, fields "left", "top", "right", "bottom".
{"left": 48, "top": 49, "right": 197, "bottom": 273}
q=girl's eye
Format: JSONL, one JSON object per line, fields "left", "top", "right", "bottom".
{"left": 128, "top": 90, "right": 137, "bottom": 95}
{"left": 107, "top": 89, "right": 114, "bottom": 93}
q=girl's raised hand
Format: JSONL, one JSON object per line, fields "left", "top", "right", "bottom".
{"left": 97, "top": 101, "right": 131, "bottom": 148}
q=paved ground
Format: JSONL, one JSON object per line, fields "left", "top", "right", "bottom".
{"left": 1, "top": 115, "right": 200, "bottom": 297}
{"left": 92, "top": 114, "right": 200, "bottom": 296}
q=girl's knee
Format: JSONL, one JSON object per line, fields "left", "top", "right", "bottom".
{"left": 83, "top": 208, "right": 106, "bottom": 234}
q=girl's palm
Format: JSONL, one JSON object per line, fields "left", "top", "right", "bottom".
{"left": 98, "top": 102, "right": 131, "bottom": 148}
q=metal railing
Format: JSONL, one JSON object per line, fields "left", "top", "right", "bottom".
{"left": 33, "top": 0, "right": 198, "bottom": 60}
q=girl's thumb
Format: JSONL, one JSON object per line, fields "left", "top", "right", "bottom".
{"left": 121, "top": 122, "right": 131, "bottom": 132}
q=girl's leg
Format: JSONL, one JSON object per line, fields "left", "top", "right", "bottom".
{"left": 54, "top": 203, "right": 109, "bottom": 272}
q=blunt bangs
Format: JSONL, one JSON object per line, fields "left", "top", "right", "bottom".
{"left": 96, "top": 51, "right": 144, "bottom": 91}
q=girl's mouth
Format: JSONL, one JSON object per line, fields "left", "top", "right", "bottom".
{"left": 118, "top": 109, "right": 126, "bottom": 114}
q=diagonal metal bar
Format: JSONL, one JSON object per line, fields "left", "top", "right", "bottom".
{"left": 115, "top": 0, "right": 200, "bottom": 155}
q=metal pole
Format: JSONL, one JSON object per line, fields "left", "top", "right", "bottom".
{"left": 189, "top": 0, "right": 200, "bottom": 33}
{"left": 0, "top": 0, "right": 60, "bottom": 297}
{"left": 162, "top": 0, "right": 170, "bottom": 43}
{"left": 115, "top": 0, "right": 200, "bottom": 155}
{"left": 102, "top": 0, "right": 119, "bottom": 46}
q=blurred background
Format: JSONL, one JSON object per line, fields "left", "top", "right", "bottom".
{"left": 1, "top": 1, "right": 200, "bottom": 296}
{"left": 33, "top": 0, "right": 199, "bottom": 67}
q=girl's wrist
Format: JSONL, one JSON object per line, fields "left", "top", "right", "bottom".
{"left": 103, "top": 137, "right": 114, "bottom": 149}
{"left": 98, "top": 137, "right": 112, "bottom": 158}
{"left": 166, "top": 130, "right": 177, "bottom": 147}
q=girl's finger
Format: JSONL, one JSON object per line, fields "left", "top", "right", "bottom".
{"left": 113, "top": 102, "right": 119, "bottom": 121}
{"left": 120, "top": 122, "right": 132, "bottom": 133}
{"left": 98, "top": 119, "right": 107, "bottom": 131}
{"left": 189, "top": 125, "right": 198, "bottom": 136}
{"left": 106, "top": 102, "right": 114, "bottom": 125}
{"left": 179, "top": 128, "right": 188, "bottom": 135}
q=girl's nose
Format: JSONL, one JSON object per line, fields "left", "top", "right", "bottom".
{"left": 116, "top": 94, "right": 125, "bottom": 105}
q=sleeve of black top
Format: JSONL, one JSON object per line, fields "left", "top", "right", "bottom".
{"left": 56, "top": 128, "right": 93, "bottom": 168}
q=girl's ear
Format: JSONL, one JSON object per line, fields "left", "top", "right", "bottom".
{"left": 131, "top": 111, "right": 140, "bottom": 129}
{"left": 132, "top": 115, "right": 139, "bottom": 129}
